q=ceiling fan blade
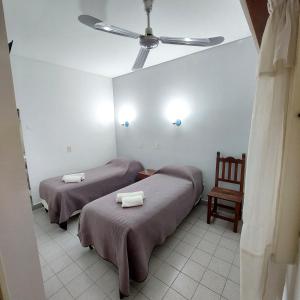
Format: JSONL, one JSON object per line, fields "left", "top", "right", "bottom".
{"left": 132, "top": 47, "right": 150, "bottom": 70}
{"left": 95, "top": 22, "right": 141, "bottom": 39}
{"left": 159, "top": 36, "right": 224, "bottom": 47}
{"left": 78, "top": 15, "right": 102, "bottom": 29}
{"left": 79, "top": 15, "right": 140, "bottom": 39}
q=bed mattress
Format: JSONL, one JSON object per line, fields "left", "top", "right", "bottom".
{"left": 78, "top": 165, "right": 203, "bottom": 297}
{"left": 39, "top": 158, "right": 143, "bottom": 224}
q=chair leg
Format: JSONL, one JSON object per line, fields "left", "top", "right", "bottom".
{"left": 213, "top": 197, "right": 218, "bottom": 214}
{"left": 239, "top": 201, "right": 243, "bottom": 220}
{"left": 233, "top": 203, "right": 241, "bottom": 233}
{"left": 207, "top": 195, "right": 212, "bottom": 224}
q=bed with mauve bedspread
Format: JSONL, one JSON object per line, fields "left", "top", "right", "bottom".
{"left": 78, "top": 165, "right": 203, "bottom": 297}
{"left": 39, "top": 158, "right": 143, "bottom": 226}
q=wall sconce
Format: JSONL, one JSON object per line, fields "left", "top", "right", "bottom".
{"left": 121, "top": 121, "right": 130, "bottom": 127}
{"left": 165, "top": 99, "right": 190, "bottom": 127}
{"left": 173, "top": 119, "right": 182, "bottom": 126}
{"left": 118, "top": 105, "right": 136, "bottom": 128}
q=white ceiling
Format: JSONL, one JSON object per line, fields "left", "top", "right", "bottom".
{"left": 3, "top": 0, "right": 251, "bottom": 78}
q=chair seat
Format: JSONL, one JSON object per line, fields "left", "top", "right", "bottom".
{"left": 208, "top": 187, "right": 243, "bottom": 203}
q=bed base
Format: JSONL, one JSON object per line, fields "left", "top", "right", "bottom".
{"left": 41, "top": 198, "right": 82, "bottom": 230}
{"left": 119, "top": 291, "right": 126, "bottom": 299}
{"left": 59, "top": 221, "right": 68, "bottom": 231}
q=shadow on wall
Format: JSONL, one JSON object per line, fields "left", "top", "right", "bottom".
{"left": 79, "top": 0, "right": 108, "bottom": 20}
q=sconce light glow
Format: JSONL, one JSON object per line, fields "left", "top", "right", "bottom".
{"left": 165, "top": 99, "right": 190, "bottom": 126}
{"left": 118, "top": 105, "right": 136, "bottom": 127}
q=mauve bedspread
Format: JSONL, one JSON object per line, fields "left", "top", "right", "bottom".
{"left": 78, "top": 165, "right": 203, "bottom": 297}
{"left": 39, "top": 159, "right": 143, "bottom": 224}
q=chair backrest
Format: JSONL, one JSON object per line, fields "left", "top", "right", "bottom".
{"left": 215, "top": 152, "right": 246, "bottom": 193}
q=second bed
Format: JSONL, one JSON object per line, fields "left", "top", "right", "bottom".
{"left": 39, "top": 158, "right": 143, "bottom": 228}
{"left": 78, "top": 165, "right": 203, "bottom": 297}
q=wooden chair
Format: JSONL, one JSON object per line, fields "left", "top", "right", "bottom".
{"left": 207, "top": 152, "right": 246, "bottom": 233}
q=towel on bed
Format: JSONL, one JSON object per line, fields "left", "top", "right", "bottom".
{"left": 121, "top": 195, "right": 144, "bottom": 208}
{"left": 116, "top": 191, "right": 144, "bottom": 203}
{"left": 62, "top": 173, "right": 85, "bottom": 183}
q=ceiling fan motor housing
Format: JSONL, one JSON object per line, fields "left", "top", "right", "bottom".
{"left": 140, "top": 35, "right": 159, "bottom": 49}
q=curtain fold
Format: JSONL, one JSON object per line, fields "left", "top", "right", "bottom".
{"left": 260, "top": 0, "right": 299, "bottom": 73}
{"left": 273, "top": 17, "right": 300, "bottom": 264}
{"left": 240, "top": 1, "right": 300, "bottom": 299}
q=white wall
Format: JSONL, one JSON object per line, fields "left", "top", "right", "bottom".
{"left": 113, "top": 38, "right": 257, "bottom": 196}
{"left": 0, "top": 0, "right": 45, "bottom": 298}
{"left": 11, "top": 56, "right": 116, "bottom": 204}
{"left": 9, "top": 38, "right": 257, "bottom": 204}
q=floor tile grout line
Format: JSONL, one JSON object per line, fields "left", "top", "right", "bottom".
{"left": 142, "top": 226, "right": 201, "bottom": 299}
{"left": 162, "top": 287, "right": 187, "bottom": 300}
{"left": 44, "top": 273, "right": 65, "bottom": 299}
{"left": 191, "top": 228, "right": 229, "bottom": 298}
{"left": 47, "top": 285, "right": 72, "bottom": 300}
{"left": 154, "top": 220, "right": 219, "bottom": 299}
{"left": 39, "top": 220, "right": 114, "bottom": 297}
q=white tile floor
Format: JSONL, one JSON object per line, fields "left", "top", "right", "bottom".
{"left": 33, "top": 203, "right": 241, "bottom": 300}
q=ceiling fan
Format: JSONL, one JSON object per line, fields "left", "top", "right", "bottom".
{"left": 78, "top": 0, "right": 225, "bottom": 71}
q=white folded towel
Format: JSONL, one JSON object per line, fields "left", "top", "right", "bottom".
{"left": 62, "top": 173, "right": 85, "bottom": 183}
{"left": 116, "top": 191, "right": 144, "bottom": 203}
{"left": 75, "top": 173, "right": 85, "bottom": 179}
{"left": 121, "top": 195, "right": 144, "bottom": 208}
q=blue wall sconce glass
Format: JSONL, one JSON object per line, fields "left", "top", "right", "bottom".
{"left": 173, "top": 119, "right": 182, "bottom": 126}
{"left": 121, "top": 121, "right": 130, "bottom": 127}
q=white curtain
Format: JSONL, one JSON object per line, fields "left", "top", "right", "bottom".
{"left": 240, "top": 0, "right": 300, "bottom": 299}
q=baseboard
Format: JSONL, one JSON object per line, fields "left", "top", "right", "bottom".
{"left": 201, "top": 198, "right": 208, "bottom": 204}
